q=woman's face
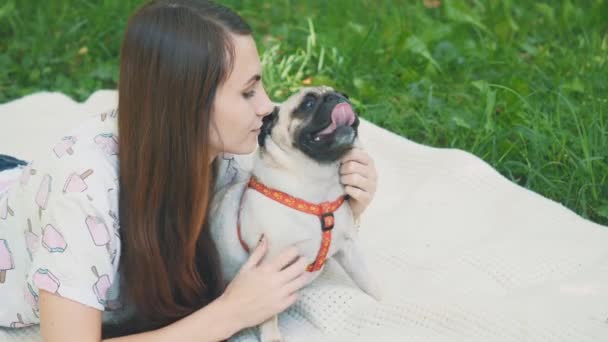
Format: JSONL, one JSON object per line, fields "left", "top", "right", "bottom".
{"left": 209, "top": 34, "right": 274, "bottom": 158}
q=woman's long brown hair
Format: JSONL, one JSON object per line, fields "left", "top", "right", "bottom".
{"left": 107, "top": 0, "right": 252, "bottom": 336}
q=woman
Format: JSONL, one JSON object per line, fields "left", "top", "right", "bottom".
{"left": 0, "top": 0, "right": 377, "bottom": 341}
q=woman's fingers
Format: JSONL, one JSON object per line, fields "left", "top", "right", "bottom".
{"left": 341, "top": 173, "right": 372, "bottom": 191}
{"left": 278, "top": 293, "right": 299, "bottom": 312}
{"left": 344, "top": 185, "right": 372, "bottom": 202}
{"left": 284, "top": 271, "right": 313, "bottom": 295}
{"left": 341, "top": 147, "right": 373, "bottom": 166}
{"left": 340, "top": 160, "right": 366, "bottom": 177}
{"left": 269, "top": 245, "right": 300, "bottom": 272}
{"left": 279, "top": 256, "right": 309, "bottom": 283}
{"left": 243, "top": 235, "right": 268, "bottom": 269}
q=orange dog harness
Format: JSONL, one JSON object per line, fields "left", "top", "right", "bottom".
{"left": 237, "top": 176, "right": 347, "bottom": 272}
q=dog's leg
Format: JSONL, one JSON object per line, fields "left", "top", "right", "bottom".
{"left": 333, "top": 238, "right": 383, "bottom": 301}
{"left": 259, "top": 315, "right": 282, "bottom": 342}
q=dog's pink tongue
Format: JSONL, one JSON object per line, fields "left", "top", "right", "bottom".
{"left": 317, "top": 103, "right": 356, "bottom": 136}
{"left": 332, "top": 103, "right": 356, "bottom": 126}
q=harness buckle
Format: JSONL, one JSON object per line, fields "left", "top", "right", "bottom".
{"left": 320, "top": 212, "right": 335, "bottom": 231}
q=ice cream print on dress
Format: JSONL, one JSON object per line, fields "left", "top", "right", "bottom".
{"left": 0, "top": 239, "right": 15, "bottom": 284}
{"left": 108, "top": 209, "right": 119, "bottom": 234}
{"left": 33, "top": 268, "right": 61, "bottom": 295}
{"left": 41, "top": 224, "right": 67, "bottom": 253}
{"left": 35, "top": 174, "right": 52, "bottom": 219}
{"left": 53, "top": 136, "right": 77, "bottom": 158}
{"left": 86, "top": 216, "right": 111, "bottom": 246}
{"left": 85, "top": 215, "right": 117, "bottom": 262}
{"left": 94, "top": 133, "right": 118, "bottom": 156}
{"left": 10, "top": 313, "right": 35, "bottom": 328}
{"left": 63, "top": 169, "right": 94, "bottom": 193}
{"left": 25, "top": 283, "right": 39, "bottom": 314}
{"left": 100, "top": 109, "right": 117, "bottom": 121}
{"left": 0, "top": 193, "right": 14, "bottom": 220}
{"left": 25, "top": 218, "right": 40, "bottom": 260}
{"left": 91, "top": 265, "right": 112, "bottom": 306}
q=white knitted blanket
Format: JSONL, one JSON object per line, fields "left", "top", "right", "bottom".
{"left": 1, "top": 91, "right": 607, "bottom": 341}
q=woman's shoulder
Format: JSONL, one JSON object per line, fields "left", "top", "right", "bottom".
{"left": 32, "top": 109, "right": 119, "bottom": 175}
{"left": 51, "top": 108, "right": 119, "bottom": 161}
{"left": 17, "top": 109, "right": 120, "bottom": 217}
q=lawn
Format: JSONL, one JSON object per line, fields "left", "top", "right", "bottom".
{"left": 1, "top": 0, "right": 606, "bottom": 225}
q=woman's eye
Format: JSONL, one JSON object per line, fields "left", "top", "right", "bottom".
{"left": 243, "top": 90, "right": 255, "bottom": 99}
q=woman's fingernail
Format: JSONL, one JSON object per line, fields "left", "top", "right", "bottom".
{"left": 258, "top": 234, "right": 265, "bottom": 245}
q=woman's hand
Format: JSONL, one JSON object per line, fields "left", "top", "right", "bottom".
{"left": 219, "top": 236, "right": 312, "bottom": 330}
{"left": 339, "top": 147, "right": 378, "bottom": 220}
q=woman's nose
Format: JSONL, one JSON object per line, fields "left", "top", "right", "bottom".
{"left": 256, "top": 88, "right": 275, "bottom": 117}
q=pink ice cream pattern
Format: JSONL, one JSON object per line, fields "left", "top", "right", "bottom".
{"left": 92, "top": 265, "right": 111, "bottom": 305}
{"left": 10, "top": 313, "right": 35, "bottom": 328}
{"left": 53, "top": 136, "right": 77, "bottom": 158}
{"left": 33, "top": 268, "right": 61, "bottom": 294}
{"left": 25, "top": 283, "right": 39, "bottom": 311}
{"left": 108, "top": 209, "right": 120, "bottom": 235}
{"left": 35, "top": 174, "right": 52, "bottom": 219}
{"left": 86, "top": 215, "right": 110, "bottom": 247}
{"left": 63, "top": 169, "right": 94, "bottom": 193}
{"left": 42, "top": 224, "right": 67, "bottom": 253}
{"left": 25, "top": 218, "right": 40, "bottom": 260}
{"left": 107, "top": 210, "right": 120, "bottom": 265}
{"left": 0, "top": 239, "right": 15, "bottom": 283}
{"left": 94, "top": 133, "right": 118, "bottom": 156}
{"left": 101, "top": 109, "right": 117, "bottom": 120}
{"left": 0, "top": 194, "right": 14, "bottom": 220}
{"left": 20, "top": 164, "right": 37, "bottom": 186}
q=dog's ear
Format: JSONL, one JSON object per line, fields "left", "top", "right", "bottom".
{"left": 339, "top": 92, "right": 349, "bottom": 99}
{"left": 258, "top": 106, "right": 279, "bottom": 148}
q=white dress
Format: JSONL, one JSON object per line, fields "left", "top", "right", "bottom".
{"left": 0, "top": 110, "right": 117, "bottom": 327}
{"left": 0, "top": 108, "right": 252, "bottom": 329}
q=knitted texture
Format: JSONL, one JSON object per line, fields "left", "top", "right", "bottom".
{"left": 1, "top": 91, "right": 607, "bottom": 341}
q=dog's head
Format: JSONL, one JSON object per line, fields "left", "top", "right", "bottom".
{"left": 258, "top": 86, "right": 360, "bottom": 163}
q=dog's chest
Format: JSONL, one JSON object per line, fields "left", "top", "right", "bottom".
{"left": 241, "top": 190, "right": 355, "bottom": 263}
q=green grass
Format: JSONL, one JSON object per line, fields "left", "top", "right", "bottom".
{"left": 1, "top": 0, "right": 606, "bottom": 225}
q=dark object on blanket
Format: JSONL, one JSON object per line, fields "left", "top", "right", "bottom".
{"left": 0, "top": 154, "right": 27, "bottom": 172}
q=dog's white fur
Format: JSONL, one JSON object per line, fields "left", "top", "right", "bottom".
{"left": 209, "top": 87, "right": 380, "bottom": 342}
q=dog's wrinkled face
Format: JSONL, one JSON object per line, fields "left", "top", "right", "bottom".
{"left": 258, "top": 86, "right": 360, "bottom": 163}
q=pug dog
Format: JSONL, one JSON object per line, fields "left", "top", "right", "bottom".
{"left": 209, "top": 86, "right": 381, "bottom": 342}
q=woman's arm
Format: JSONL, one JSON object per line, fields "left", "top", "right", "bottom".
{"left": 40, "top": 237, "right": 311, "bottom": 342}
{"left": 40, "top": 290, "right": 241, "bottom": 342}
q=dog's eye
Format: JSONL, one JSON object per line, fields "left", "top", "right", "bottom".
{"left": 301, "top": 95, "right": 316, "bottom": 111}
